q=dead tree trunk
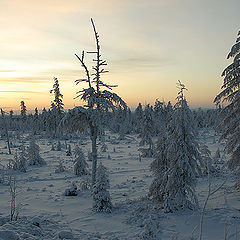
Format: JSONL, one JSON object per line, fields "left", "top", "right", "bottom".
{"left": 90, "top": 121, "right": 98, "bottom": 186}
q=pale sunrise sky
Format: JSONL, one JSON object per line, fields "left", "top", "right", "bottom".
{"left": 0, "top": 0, "right": 239, "bottom": 111}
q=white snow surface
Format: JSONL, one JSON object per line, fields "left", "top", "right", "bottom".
{"left": 0, "top": 129, "right": 239, "bottom": 239}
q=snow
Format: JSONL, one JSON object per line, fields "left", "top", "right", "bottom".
{"left": 0, "top": 129, "right": 240, "bottom": 239}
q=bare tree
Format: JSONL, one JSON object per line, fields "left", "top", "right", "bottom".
{"left": 8, "top": 166, "right": 21, "bottom": 221}
{"left": 63, "top": 18, "right": 126, "bottom": 186}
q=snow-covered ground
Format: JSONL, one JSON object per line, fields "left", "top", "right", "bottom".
{"left": 0, "top": 129, "right": 239, "bottom": 239}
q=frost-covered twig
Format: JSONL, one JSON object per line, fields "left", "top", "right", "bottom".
{"left": 9, "top": 167, "right": 18, "bottom": 221}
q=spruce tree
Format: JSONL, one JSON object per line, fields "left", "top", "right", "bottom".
{"left": 73, "top": 146, "right": 89, "bottom": 176}
{"left": 50, "top": 77, "right": 64, "bottom": 115}
{"left": 153, "top": 99, "right": 166, "bottom": 135}
{"left": 20, "top": 101, "right": 27, "bottom": 123}
{"left": 149, "top": 126, "right": 168, "bottom": 201}
{"left": 92, "top": 162, "right": 112, "bottom": 213}
{"left": 50, "top": 77, "right": 64, "bottom": 137}
{"left": 214, "top": 30, "right": 240, "bottom": 188}
{"left": 149, "top": 81, "right": 202, "bottom": 212}
{"left": 139, "top": 104, "right": 154, "bottom": 157}
{"left": 134, "top": 103, "right": 143, "bottom": 134}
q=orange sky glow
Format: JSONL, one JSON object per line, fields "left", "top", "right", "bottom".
{"left": 0, "top": 0, "right": 240, "bottom": 111}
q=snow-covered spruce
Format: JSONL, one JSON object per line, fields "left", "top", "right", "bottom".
{"left": 13, "top": 145, "right": 27, "bottom": 173}
{"left": 27, "top": 138, "right": 46, "bottom": 166}
{"left": 199, "top": 144, "right": 216, "bottom": 175}
{"left": 20, "top": 100, "right": 27, "bottom": 122}
{"left": 149, "top": 127, "right": 169, "bottom": 202}
{"left": 139, "top": 104, "right": 154, "bottom": 157}
{"left": 214, "top": 30, "right": 240, "bottom": 188}
{"left": 13, "top": 153, "right": 26, "bottom": 173}
{"left": 92, "top": 162, "right": 112, "bottom": 213}
{"left": 50, "top": 77, "right": 64, "bottom": 115}
{"left": 73, "top": 146, "right": 89, "bottom": 176}
{"left": 49, "top": 77, "right": 64, "bottom": 137}
{"left": 134, "top": 103, "right": 144, "bottom": 134}
{"left": 149, "top": 81, "right": 203, "bottom": 212}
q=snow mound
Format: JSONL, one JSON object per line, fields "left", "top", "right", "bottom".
{"left": 0, "top": 230, "right": 20, "bottom": 240}
{"left": 0, "top": 216, "right": 63, "bottom": 240}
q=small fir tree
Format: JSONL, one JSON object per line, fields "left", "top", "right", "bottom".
{"left": 49, "top": 77, "right": 64, "bottom": 137}
{"left": 134, "top": 103, "right": 143, "bottom": 133}
{"left": 74, "top": 146, "right": 89, "bottom": 176}
{"left": 20, "top": 101, "right": 27, "bottom": 122}
{"left": 153, "top": 99, "right": 166, "bottom": 135}
{"left": 199, "top": 144, "right": 215, "bottom": 175}
{"left": 92, "top": 162, "right": 112, "bottom": 213}
{"left": 50, "top": 77, "right": 64, "bottom": 115}
{"left": 33, "top": 107, "right": 40, "bottom": 134}
{"left": 149, "top": 126, "right": 168, "bottom": 201}
{"left": 139, "top": 104, "right": 154, "bottom": 157}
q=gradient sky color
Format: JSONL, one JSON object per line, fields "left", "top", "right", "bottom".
{"left": 0, "top": 0, "right": 239, "bottom": 111}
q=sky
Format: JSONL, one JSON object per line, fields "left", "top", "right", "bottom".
{"left": 0, "top": 0, "right": 239, "bottom": 111}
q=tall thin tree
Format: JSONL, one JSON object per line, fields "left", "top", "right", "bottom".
{"left": 63, "top": 18, "right": 126, "bottom": 186}
{"left": 50, "top": 77, "right": 64, "bottom": 137}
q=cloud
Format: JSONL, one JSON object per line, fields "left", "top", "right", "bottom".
{"left": 20, "top": 98, "right": 31, "bottom": 100}
{"left": 110, "top": 53, "right": 176, "bottom": 72}
{"left": 0, "top": 77, "right": 49, "bottom": 83}
{"left": 0, "top": 91, "right": 47, "bottom": 94}
{"left": 0, "top": 106, "right": 14, "bottom": 109}
{"left": 0, "top": 70, "right": 16, "bottom": 73}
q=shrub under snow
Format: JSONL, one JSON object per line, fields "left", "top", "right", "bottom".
{"left": 13, "top": 145, "right": 27, "bottom": 173}
{"left": 27, "top": 139, "right": 46, "bottom": 166}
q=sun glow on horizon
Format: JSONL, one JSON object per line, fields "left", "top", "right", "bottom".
{"left": 0, "top": 0, "right": 239, "bottom": 111}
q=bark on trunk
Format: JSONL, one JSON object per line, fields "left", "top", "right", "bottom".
{"left": 90, "top": 122, "right": 98, "bottom": 186}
